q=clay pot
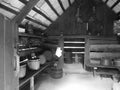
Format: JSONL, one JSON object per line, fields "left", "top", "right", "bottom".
{"left": 19, "top": 64, "right": 26, "bottom": 78}
{"left": 28, "top": 59, "right": 40, "bottom": 70}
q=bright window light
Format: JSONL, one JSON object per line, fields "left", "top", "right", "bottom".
{"left": 60, "top": 0, "right": 69, "bottom": 10}
{"left": 64, "top": 47, "right": 85, "bottom": 49}
{"left": 0, "top": 8, "right": 16, "bottom": 19}
{"left": 113, "top": 2, "right": 120, "bottom": 13}
{"left": 1, "top": 0, "right": 25, "bottom": 12}
{"left": 40, "top": 2, "right": 58, "bottom": 21}
{"left": 64, "top": 41, "right": 85, "bottom": 44}
{"left": 18, "top": 27, "right": 25, "bottom": 33}
{"left": 70, "top": 0, "right": 75, "bottom": 4}
{"left": 106, "top": 0, "right": 117, "bottom": 8}
{"left": 28, "top": 10, "right": 37, "bottom": 17}
{"left": 55, "top": 47, "right": 62, "bottom": 57}
{"left": 21, "top": 19, "right": 29, "bottom": 25}
{"left": 48, "top": 0, "right": 63, "bottom": 15}
{"left": 72, "top": 52, "right": 85, "bottom": 54}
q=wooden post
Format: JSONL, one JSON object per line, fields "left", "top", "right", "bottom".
{"left": 58, "top": 33, "right": 64, "bottom": 69}
{"left": 30, "top": 77, "right": 34, "bottom": 90}
{"left": 0, "top": 14, "right": 19, "bottom": 90}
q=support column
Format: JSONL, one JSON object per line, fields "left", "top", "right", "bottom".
{"left": 0, "top": 14, "right": 19, "bottom": 90}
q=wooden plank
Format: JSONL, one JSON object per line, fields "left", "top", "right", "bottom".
{"left": 90, "top": 52, "right": 120, "bottom": 59}
{"left": 0, "top": 3, "right": 19, "bottom": 15}
{"left": 13, "top": 0, "right": 43, "bottom": 24}
{"left": 45, "top": 0, "right": 60, "bottom": 16}
{"left": 58, "top": 0, "right": 65, "bottom": 12}
{"left": 89, "top": 40, "right": 118, "bottom": 44}
{"left": 0, "top": 14, "right": 19, "bottom": 90}
{"left": 84, "top": 37, "right": 90, "bottom": 69}
{"left": 64, "top": 48, "right": 84, "bottom": 52}
{"left": 64, "top": 43, "right": 85, "bottom": 47}
{"left": 90, "top": 44, "right": 120, "bottom": 52}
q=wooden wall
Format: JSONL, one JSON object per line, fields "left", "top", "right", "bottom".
{"left": 47, "top": 2, "right": 87, "bottom": 36}
{"left": 47, "top": 1, "right": 117, "bottom": 37}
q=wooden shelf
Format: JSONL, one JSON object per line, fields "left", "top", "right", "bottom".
{"left": 19, "top": 47, "right": 42, "bottom": 57}
{"left": 19, "top": 33, "right": 42, "bottom": 38}
{"left": 87, "top": 63, "right": 120, "bottom": 69}
{"left": 19, "top": 63, "right": 50, "bottom": 87}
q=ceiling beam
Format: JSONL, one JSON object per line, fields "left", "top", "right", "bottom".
{"left": 111, "top": 0, "right": 120, "bottom": 9}
{"left": 0, "top": 3, "right": 19, "bottom": 15}
{"left": 58, "top": 0, "right": 65, "bottom": 12}
{"left": 68, "top": 0, "right": 71, "bottom": 6}
{"left": 45, "top": 0, "right": 60, "bottom": 17}
{"left": 19, "top": 0, "right": 28, "bottom": 4}
{"left": 13, "top": 0, "right": 43, "bottom": 24}
{"left": 32, "top": 7, "right": 53, "bottom": 23}
{"left": 25, "top": 16, "right": 48, "bottom": 27}
{"left": 105, "top": 0, "right": 109, "bottom": 4}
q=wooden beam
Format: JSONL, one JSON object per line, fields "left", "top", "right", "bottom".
{"left": 68, "top": 0, "right": 71, "bottom": 6}
{"left": 45, "top": 0, "right": 60, "bottom": 17}
{"left": 32, "top": 7, "right": 53, "bottom": 22}
{"left": 19, "top": 0, "right": 53, "bottom": 22}
{"left": 105, "top": 0, "right": 109, "bottom": 4}
{"left": 13, "top": 0, "right": 43, "bottom": 24}
{"left": 25, "top": 16, "right": 48, "bottom": 27}
{"left": 58, "top": 0, "right": 65, "bottom": 12}
{"left": 111, "top": 0, "right": 120, "bottom": 9}
{"left": 0, "top": 3, "right": 19, "bottom": 15}
{"left": 19, "top": 0, "right": 28, "bottom": 4}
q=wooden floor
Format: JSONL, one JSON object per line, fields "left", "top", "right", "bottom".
{"left": 34, "top": 63, "right": 114, "bottom": 90}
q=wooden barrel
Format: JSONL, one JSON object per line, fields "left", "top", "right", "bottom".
{"left": 50, "top": 67, "right": 63, "bottom": 79}
{"left": 64, "top": 52, "right": 73, "bottom": 64}
{"left": 43, "top": 50, "right": 53, "bottom": 61}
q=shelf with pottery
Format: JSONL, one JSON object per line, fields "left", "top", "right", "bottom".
{"left": 19, "top": 62, "right": 50, "bottom": 88}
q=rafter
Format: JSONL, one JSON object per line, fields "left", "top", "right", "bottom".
{"left": 32, "top": 7, "right": 53, "bottom": 22}
{"left": 0, "top": 3, "right": 19, "bottom": 15}
{"left": 68, "top": 0, "right": 71, "bottom": 6}
{"left": 19, "top": 0, "right": 28, "bottom": 4}
{"left": 13, "top": 0, "right": 42, "bottom": 24}
{"left": 105, "top": 0, "right": 109, "bottom": 4}
{"left": 45, "top": 0, "right": 60, "bottom": 16}
{"left": 58, "top": 0, "right": 65, "bottom": 12}
{"left": 25, "top": 16, "right": 48, "bottom": 28}
{"left": 111, "top": 0, "right": 120, "bottom": 9}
